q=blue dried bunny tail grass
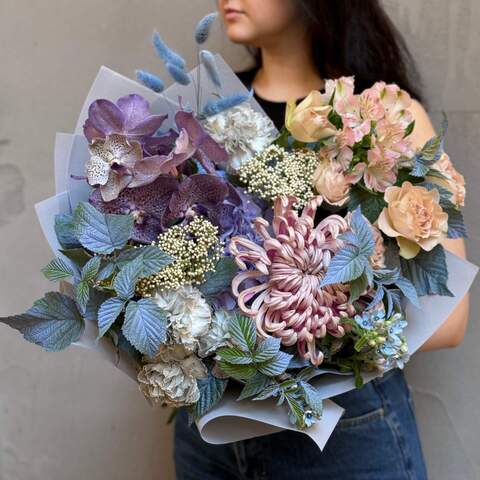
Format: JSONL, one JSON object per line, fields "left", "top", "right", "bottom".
{"left": 166, "top": 63, "right": 191, "bottom": 85}
{"left": 199, "top": 50, "right": 221, "bottom": 88}
{"left": 152, "top": 31, "right": 186, "bottom": 70}
{"left": 135, "top": 69, "right": 165, "bottom": 93}
{"left": 194, "top": 12, "right": 218, "bottom": 44}
{"left": 200, "top": 89, "right": 254, "bottom": 117}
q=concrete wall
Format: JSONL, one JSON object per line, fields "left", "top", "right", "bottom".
{"left": 0, "top": 1, "right": 478, "bottom": 479}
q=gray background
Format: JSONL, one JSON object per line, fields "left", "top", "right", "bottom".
{"left": 0, "top": 1, "right": 478, "bottom": 479}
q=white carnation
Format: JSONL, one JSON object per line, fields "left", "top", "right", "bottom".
{"left": 198, "top": 309, "right": 231, "bottom": 357}
{"left": 138, "top": 345, "right": 207, "bottom": 407}
{"left": 153, "top": 285, "right": 212, "bottom": 352}
{"left": 203, "top": 103, "right": 277, "bottom": 171}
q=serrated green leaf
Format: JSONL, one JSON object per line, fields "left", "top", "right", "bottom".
{"left": 0, "top": 292, "right": 84, "bottom": 351}
{"left": 216, "top": 346, "right": 253, "bottom": 365}
{"left": 229, "top": 314, "right": 256, "bottom": 352}
{"left": 97, "top": 297, "right": 125, "bottom": 338}
{"left": 198, "top": 257, "right": 238, "bottom": 299}
{"left": 75, "top": 281, "right": 90, "bottom": 313}
{"left": 193, "top": 372, "right": 228, "bottom": 418}
{"left": 351, "top": 207, "right": 375, "bottom": 257}
{"left": 217, "top": 360, "right": 257, "bottom": 380}
{"left": 349, "top": 273, "right": 369, "bottom": 302}
{"left": 59, "top": 248, "right": 92, "bottom": 268}
{"left": 96, "top": 261, "right": 117, "bottom": 282}
{"left": 252, "top": 382, "right": 281, "bottom": 401}
{"left": 81, "top": 255, "right": 101, "bottom": 283}
{"left": 257, "top": 351, "right": 292, "bottom": 376}
{"left": 284, "top": 391, "right": 305, "bottom": 426}
{"left": 42, "top": 257, "right": 74, "bottom": 281}
{"left": 237, "top": 373, "right": 273, "bottom": 401}
{"left": 84, "top": 289, "right": 111, "bottom": 322}
{"left": 122, "top": 298, "right": 167, "bottom": 357}
{"left": 73, "top": 202, "right": 133, "bottom": 254}
{"left": 252, "top": 337, "right": 281, "bottom": 363}
{"left": 114, "top": 256, "right": 144, "bottom": 300}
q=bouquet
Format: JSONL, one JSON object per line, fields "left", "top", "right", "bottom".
{"left": 1, "top": 12, "right": 477, "bottom": 449}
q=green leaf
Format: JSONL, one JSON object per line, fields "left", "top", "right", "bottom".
{"left": 116, "top": 245, "right": 174, "bottom": 276}
{"left": 97, "top": 298, "right": 125, "bottom": 338}
{"left": 215, "top": 346, "right": 253, "bottom": 365}
{"left": 216, "top": 361, "right": 257, "bottom": 380}
{"left": 96, "top": 261, "right": 117, "bottom": 282}
{"left": 113, "top": 256, "right": 144, "bottom": 300}
{"left": 252, "top": 337, "right": 281, "bottom": 363}
{"left": 198, "top": 257, "right": 238, "bottom": 299}
{"left": 257, "top": 351, "right": 292, "bottom": 376}
{"left": 59, "top": 248, "right": 92, "bottom": 268}
{"left": 81, "top": 256, "right": 101, "bottom": 283}
{"left": 400, "top": 244, "right": 453, "bottom": 296}
{"left": 252, "top": 382, "right": 281, "bottom": 401}
{"left": 122, "top": 298, "right": 167, "bottom": 357}
{"left": 193, "top": 372, "right": 228, "bottom": 418}
{"left": 84, "top": 290, "right": 111, "bottom": 322}
{"left": 349, "top": 273, "right": 369, "bottom": 302}
{"left": 0, "top": 292, "right": 84, "bottom": 351}
{"left": 404, "top": 120, "right": 415, "bottom": 138}
{"left": 75, "top": 281, "right": 90, "bottom": 313}
{"left": 229, "top": 314, "right": 256, "bottom": 352}
{"left": 55, "top": 213, "right": 80, "bottom": 249}
{"left": 42, "top": 257, "right": 74, "bottom": 281}
{"left": 237, "top": 373, "right": 273, "bottom": 401}
{"left": 73, "top": 202, "right": 134, "bottom": 254}
{"left": 350, "top": 207, "right": 375, "bottom": 257}
{"left": 284, "top": 391, "right": 305, "bottom": 426}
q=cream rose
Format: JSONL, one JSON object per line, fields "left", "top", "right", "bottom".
{"left": 426, "top": 153, "right": 465, "bottom": 207}
{"left": 312, "top": 158, "right": 350, "bottom": 206}
{"left": 377, "top": 182, "right": 448, "bottom": 259}
{"left": 285, "top": 90, "right": 337, "bottom": 143}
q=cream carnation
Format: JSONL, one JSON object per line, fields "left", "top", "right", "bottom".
{"left": 197, "top": 309, "right": 231, "bottom": 357}
{"left": 202, "top": 103, "right": 277, "bottom": 171}
{"left": 137, "top": 345, "right": 207, "bottom": 406}
{"left": 377, "top": 182, "right": 448, "bottom": 259}
{"left": 153, "top": 285, "right": 212, "bottom": 352}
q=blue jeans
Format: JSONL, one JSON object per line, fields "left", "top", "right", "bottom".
{"left": 174, "top": 368, "right": 428, "bottom": 479}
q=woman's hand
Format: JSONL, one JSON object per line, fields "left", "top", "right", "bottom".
{"left": 408, "top": 100, "right": 470, "bottom": 350}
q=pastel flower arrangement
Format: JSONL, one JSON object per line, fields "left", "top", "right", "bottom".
{"left": 0, "top": 12, "right": 468, "bottom": 431}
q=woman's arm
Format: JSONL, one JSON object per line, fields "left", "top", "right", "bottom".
{"left": 408, "top": 100, "right": 470, "bottom": 350}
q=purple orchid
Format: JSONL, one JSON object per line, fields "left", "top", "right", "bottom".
{"left": 89, "top": 175, "right": 179, "bottom": 243}
{"left": 83, "top": 94, "right": 167, "bottom": 143}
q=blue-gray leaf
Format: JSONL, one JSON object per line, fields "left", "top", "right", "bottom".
{"left": 116, "top": 245, "right": 174, "bottom": 277}
{"left": 97, "top": 298, "right": 125, "bottom": 338}
{"left": 257, "top": 351, "right": 292, "bottom": 376}
{"left": 237, "top": 373, "right": 273, "bottom": 401}
{"left": 0, "top": 292, "right": 84, "bottom": 351}
{"left": 198, "top": 257, "right": 237, "bottom": 299}
{"left": 113, "top": 256, "right": 144, "bottom": 300}
{"left": 351, "top": 207, "right": 375, "bottom": 257}
{"left": 55, "top": 213, "right": 80, "bottom": 249}
{"left": 122, "top": 299, "right": 167, "bottom": 357}
{"left": 73, "top": 202, "right": 133, "bottom": 254}
{"left": 400, "top": 244, "right": 453, "bottom": 296}
{"left": 253, "top": 337, "right": 281, "bottom": 363}
{"left": 321, "top": 246, "right": 368, "bottom": 286}
{"left": 193, "top": 371, "right": 227, "bottom": 418}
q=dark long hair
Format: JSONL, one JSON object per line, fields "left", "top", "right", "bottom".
{"left": 249, "top": 0, "right": 423, "bottom": 102}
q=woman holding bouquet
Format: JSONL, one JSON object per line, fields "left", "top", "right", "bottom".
{"left": 174, "top": 1, "right": 469, "bottom": 478}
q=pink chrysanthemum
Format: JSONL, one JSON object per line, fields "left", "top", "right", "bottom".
{"left": 229, "top": 196, "right": 356, "bottom": 365}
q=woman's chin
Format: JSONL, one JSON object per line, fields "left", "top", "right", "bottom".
{"left": 225, "top": 25, "right": 258, "bottom": 45}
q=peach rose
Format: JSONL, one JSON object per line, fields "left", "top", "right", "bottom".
{"left": 377, "top": 182, "right": 448, "bottom": 259}
{"left": 426, "top": 153, "right": 465, "bottom": 207}
{"left": 285, "top": 90, "right": 337, "bottom": 143}
{"left": 313, "top": 158, "right": 350, "bottom": 206}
